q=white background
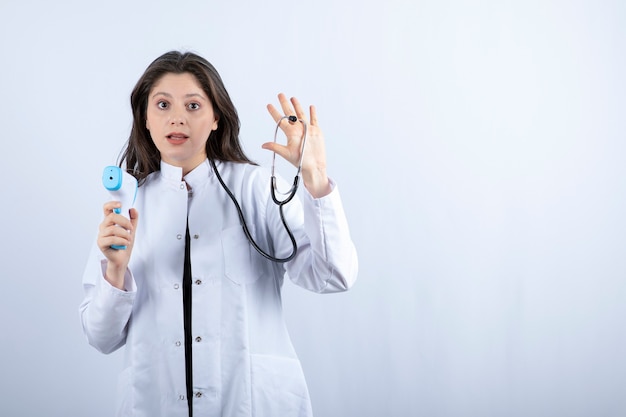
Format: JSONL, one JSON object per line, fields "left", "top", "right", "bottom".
{"left": 1, "top": 1, "right": 625, "bottom": 416}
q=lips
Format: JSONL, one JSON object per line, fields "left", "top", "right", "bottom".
{"left": 166, "top": 132, "right": 189, "bottom": 144}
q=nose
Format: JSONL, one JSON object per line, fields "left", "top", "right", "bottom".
{"left": 169, "top": 108, "right": 186, "bottom": 125}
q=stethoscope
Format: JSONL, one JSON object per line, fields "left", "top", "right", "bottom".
{"left": 209, "top": 115, "right": 307, "bottom": 263}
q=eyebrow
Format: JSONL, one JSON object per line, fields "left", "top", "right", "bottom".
{"left": 151, "top": 92, "right": 207, "bottom": 100}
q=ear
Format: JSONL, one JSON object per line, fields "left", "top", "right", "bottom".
{"left": 146, "top": 119, "right": 150, "bottom": 131}
{"left": 212, "top": 116, "right": 219, "bottom": 131}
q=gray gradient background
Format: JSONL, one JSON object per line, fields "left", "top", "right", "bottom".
{"left": 1, "top": 0, "right": 625, "bottom": 416}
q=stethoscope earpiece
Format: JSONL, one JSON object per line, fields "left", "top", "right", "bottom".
{"left": 271, "top": 115, "right": 307, "bottom": 194}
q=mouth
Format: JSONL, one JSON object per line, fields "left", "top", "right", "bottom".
{"left": 166, "top": 133, "right": 189, "bottom": 144}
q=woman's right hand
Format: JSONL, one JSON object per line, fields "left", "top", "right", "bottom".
{"left": 97, "top": 201, "right": 139, "bottom": 290}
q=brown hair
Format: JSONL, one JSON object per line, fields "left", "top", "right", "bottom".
{"left": 119, "top": 51, "right": 253, "bottom": 184}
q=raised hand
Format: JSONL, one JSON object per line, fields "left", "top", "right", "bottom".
{"left": 263, "top": 93, "right": 331, "bottom": 198}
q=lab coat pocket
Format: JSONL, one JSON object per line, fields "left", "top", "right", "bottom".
{"left": 221, "top": 225, "right": 263, "bottom": 285}
{"left": 250, "top": 354, "right": 312, "bottom": 417}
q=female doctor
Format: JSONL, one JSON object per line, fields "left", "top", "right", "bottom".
{"left": 79, "top": 50, "right": 358, "bottom": 417}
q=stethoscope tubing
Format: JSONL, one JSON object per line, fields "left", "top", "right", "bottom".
{"left": 210, "top": 115, "right": 307, "bottom": 263}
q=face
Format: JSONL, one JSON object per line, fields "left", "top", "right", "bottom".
{"left": 146, "top": 72, "right": 218, "bottom": 175}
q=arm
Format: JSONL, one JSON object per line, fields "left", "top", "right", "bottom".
{"left": 263, "top": 94, "right": 358, "bottom": 292}
{"left": 288, "top": 182, "right": 358, "bottom": 293}
{"left": 78, "top": 202, "right": 139, "bottom": 353}
{"left": 79, "top": 244, "right": 137, "bottom": 353}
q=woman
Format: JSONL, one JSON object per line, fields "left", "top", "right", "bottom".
{"left": 80, "top": 50, "right": 358, "bottom": 417}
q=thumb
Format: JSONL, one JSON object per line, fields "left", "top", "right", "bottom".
{"left": 129, "top": 208, "right": 140, "bottom": 230}
{"left": 261, "top": 141, "right": 282, "bottom": 153}
{"left": 262, "top": 142, "right": 295, "bottom": 166}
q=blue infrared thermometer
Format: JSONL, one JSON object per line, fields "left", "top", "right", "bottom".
{"left": 102, "top": 166, "right": 138, "bottom": 250}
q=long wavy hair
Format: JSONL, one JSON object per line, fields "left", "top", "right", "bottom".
{"left": 119, "top": 51, "right": 253, "bottom": 184}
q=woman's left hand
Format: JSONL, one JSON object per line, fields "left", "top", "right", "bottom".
{"left": 263, "top": 93, "right": 332, "bottom": 198}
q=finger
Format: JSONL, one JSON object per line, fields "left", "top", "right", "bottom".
{"left": 99, "top": 234, "right": 132, "bottom": 252}
{"left": 100, "top": 212, "right": 134, "bottom": 235}
{"left": 102, "top": 201, "right": 122, "bottom": 216}
{"left": 103, "top": 225, "right": 132, "bottom": 240}
{"left": 278, "top": 93, "right": 294, "bottom": 117}
{"left": 261, "top": 141, "right": 288, "bottom": 154}
{"left": 309, "top": 105, "right": 318, "bottom": 126}
{"left": 98, "top": 226, "right": 131, "bottom": 249}
{"left": 129, "top": 208, "right": 139, "bottom": 232}
{"left": 290, "top": 96, "right": 307, "bottom": 121}
{"left": 261, "top": 142, "right": 296, "bottom": 166}
{"left": 266, "top": 103, "right": 281, "bottom": 122}
{"left": 267, "top": 103, "right": 295, "bottom": 126}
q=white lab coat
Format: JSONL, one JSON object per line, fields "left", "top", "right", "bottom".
{"left": 79, "top": 159, "right": 358, "bottom": 417}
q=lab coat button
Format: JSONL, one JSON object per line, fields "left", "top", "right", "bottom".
{"left": 177, "top": 234, "right": 182, "bottom": 240}
{"left": 180, "top": 184, "right": 185, "bottom": 190}
{"left": 195, "top": 392, "right": 203, "bottom": 398}
{"left": 195, "top": 279, "right": 202, "bottom": 285}
{"left": 195, "top": 336, "right": 202, "bottom": 342}
{"left": 175, "top": 341, "right": 181, "bottom": 347}
{"left": 174, "top": 283, "right": 180, "bottom": 290}
{"left": 179, "top": 394, "right": 185, "bottom": 401}
{"left": 193, "top": 234, "right": 199, "bottom": 239}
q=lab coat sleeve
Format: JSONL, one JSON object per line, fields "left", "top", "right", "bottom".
{"left": 280, "top": 180, "right": 358, "bottom": 293}
{"left": 79, "top": 242, "right": 136, "bottom": 354}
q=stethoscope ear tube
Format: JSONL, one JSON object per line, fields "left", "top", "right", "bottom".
{"left": 271, "top": 116, "right": 307, "bottom": 187}
{"left": 271, "top": 175, "right": 299, "bottom": 206}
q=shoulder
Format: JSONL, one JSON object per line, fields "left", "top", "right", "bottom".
{"left": 219, "top": 161, "right": 266, "bottom": 175}
{"left": 213, "top": 161, "right": 275, "bottom": 208}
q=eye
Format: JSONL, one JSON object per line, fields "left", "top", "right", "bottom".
{"left": 157, "top": 100, "right": 168, "bottom": 109}
{"left": 188, "top": 102, "right": 200, "bottom": 110}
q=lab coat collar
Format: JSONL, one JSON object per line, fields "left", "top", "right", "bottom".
{"left": 184, "top": 159, "right": 213, "bottom": 191}
{"left": 159, "top": 159, "right": 217, "bottom": 190}
{"left": 159, "top": 160, "right": 184, "bottom": 184}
